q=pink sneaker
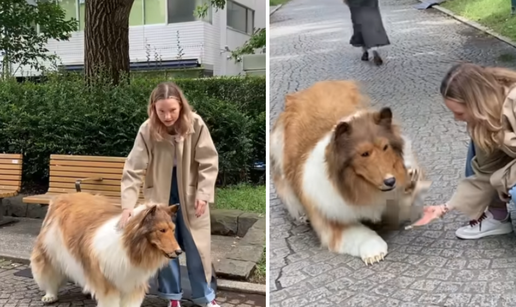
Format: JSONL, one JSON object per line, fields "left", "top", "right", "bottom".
{"left": 206, "top": 300, "right": 221, "bottom": 307}
{"left": 168, "top": 300, "right": 181, "bottom": 307}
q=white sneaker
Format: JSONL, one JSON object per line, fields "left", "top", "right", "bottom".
{"left": 206, "top": 300, "right": 221, "bottom": 307}
{"left": 455, "top": 210, "right": 513, "bottom": 239}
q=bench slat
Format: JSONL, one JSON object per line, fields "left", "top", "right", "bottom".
{"left": 49, "top": 170, "right": 123, "bottom": 180}
{"left": 0, "top": 154, "right": 23, "bottom": 159}
{"left": 0, "top": 175, "right": 22, "bottom": 181}
{"left": 51, "top": 182, "right": 146, "bottom": 194}
{"left": 0, "top": 164, "right": 22, "bottom": 170}
{"left": 50, "top": 165, "right": 129, "bottom": 175}
{"left": 51, "top": 177, "right": 124, "bottom": 186}
{"left": 0, "top": 180, "right": 21, "bottom": 187}
{"left": 0, "top": 169, "right": 24, "bottom": 175}
{"left": 0, "top": 159, "right": 22, "bottom": 165}
{"left": 23, "top": 193, "right": 143, "bottom": 205}
{"left": 48, "top": 188, "right": 127, "bottom": 197}
{"left": 51, "top": 160, "right": 125, "bottom": 168}
{"left": 50, "top": 154, "right": 127, "bottom": 163}
{"left": 0, "top": 153, "right": 23, "bottom": 198}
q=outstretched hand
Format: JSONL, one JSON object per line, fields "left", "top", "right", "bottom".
{"left": 405, "top": 204, "right": 448, "bottom": 230}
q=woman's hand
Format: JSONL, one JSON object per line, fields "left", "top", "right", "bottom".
{"left": 405, "top": 204, "right": 449, "bottom": 229}
{"left": 117, "top": 208, "right": 133, "bottom": 229}
{"left": 195, "top": 199, "right": 207, "bottom": 217}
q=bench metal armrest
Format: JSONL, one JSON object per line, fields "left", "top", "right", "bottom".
{"left": 75, "top": 177, "right": 103, "bottom": 192}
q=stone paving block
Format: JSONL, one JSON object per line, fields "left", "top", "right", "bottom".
{"left": 269, "top": 0, "right": 516, "bottom": 306}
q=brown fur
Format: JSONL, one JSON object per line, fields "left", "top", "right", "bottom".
{"left": 30, "top": 192, "right": 180, "bottom": 304}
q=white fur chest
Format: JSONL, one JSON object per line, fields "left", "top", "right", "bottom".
{"left": 91, "top": 216, "right": 159, "bottom": 294}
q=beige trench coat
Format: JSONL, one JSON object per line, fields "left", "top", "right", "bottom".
{"left": 120, "top": 113, "right": 219, "bottom": 283}
{"left": 447, "top": 86, "right": 516, "bottom": 220}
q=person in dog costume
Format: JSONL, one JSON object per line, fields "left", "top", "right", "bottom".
{"left": 119, "top": 81, "right": 220, "bottom": 307}
{"left": 423, "top": 63, "right": 516, "bottom": 240}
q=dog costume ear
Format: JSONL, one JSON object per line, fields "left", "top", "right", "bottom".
{"left": 375, "top": 107, "right": 393, "bottom": 127}
{"left": 167, "top": 205, "right": 179, "bottom": 217}
{"left": 141, "top": 205, "right": 158, "bottom": 224}
{"left": 334, "top": 121, "right": 352, "bottom": 142}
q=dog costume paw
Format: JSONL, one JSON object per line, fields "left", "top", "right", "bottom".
{"left": 360, "top": 236, "right": 388, "bottom": 265}
{"left": 42, "top": 294, "right": 58, "bottom": 304}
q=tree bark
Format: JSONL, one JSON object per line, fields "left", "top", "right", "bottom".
{"left": 84, "top": 0, "right": 134, "bottom": 85}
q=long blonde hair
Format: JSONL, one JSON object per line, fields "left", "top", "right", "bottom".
{"left": 147, "top": 82, "right": 193, "bottom": 142}
{"left": 440, "top": 62, "right": 516, "bottom": 153}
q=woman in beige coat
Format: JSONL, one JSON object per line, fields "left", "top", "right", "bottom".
{"left": 423, "top": 63, "right": 516, "bottom": 240}
{"left": 118, "top": 82, "right": 220, "bottom": 307}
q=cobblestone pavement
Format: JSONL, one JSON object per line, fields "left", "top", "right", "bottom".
{"left": 269, "top": 0, "right": 516, "bottom": 306}
{"left": 0, "top": 260, "right": 265, "bottom": 307}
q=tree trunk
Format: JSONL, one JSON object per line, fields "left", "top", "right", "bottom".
{"left": 84, "top": 0, "right": 134, "bottom": 85}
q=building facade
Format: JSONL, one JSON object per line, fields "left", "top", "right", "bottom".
{"left": 9, "top": 0, "right": 265, "bottom": 77}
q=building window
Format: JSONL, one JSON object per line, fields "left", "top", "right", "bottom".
{"left": 58, "top": 0, "right": 78, "bottom": 23}
{"left": 166, "top": 0, "right": 211, "bottom": 24}
{"left": 227, "top": 1, "right": 254, "bottom": 35}
{"left": 144, "top": 0, "right": 167, "bottom": 24}
{"left": 57, "top": 0, "right": 168, "bottom": 30}
{"left": 129, "top": 0, "right": 144, "bottom": 26}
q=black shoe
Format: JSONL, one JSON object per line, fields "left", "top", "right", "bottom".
{"left": 361, "top": 51, "right": 369, "bottom": 61}
{"left": 372, "top": 50, "right": 383, "bottom": 66}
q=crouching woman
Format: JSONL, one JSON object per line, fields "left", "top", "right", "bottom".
{"left": 118, "top": 82, "right": 220, "bottom": 307}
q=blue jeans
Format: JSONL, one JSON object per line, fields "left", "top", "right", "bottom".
{"left": 465, "top": 140, "right": 475, "bottom": 178}
{"left": 156, "top": 167, "right": 216, "bottom": 304}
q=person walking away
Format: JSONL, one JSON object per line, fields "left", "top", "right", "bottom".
{"left": 344, "top": 0, "right": 390, "bottom": 65}
{"left": 118, "top": 81, "right": 220, "bottom": 307}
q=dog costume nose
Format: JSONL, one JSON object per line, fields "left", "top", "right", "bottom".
{"left": 175, "top": 249, "right": 183, "bottom": 255}
{"left": 383, "top": 177, "right": 396, "bottom": 187}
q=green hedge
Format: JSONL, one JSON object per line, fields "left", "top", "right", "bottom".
{"left": 0, "top": 73, "right": 265, "bottom": 188}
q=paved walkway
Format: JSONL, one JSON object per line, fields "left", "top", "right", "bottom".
{"left": 269, "top": 0, "right": 516, "bottom": 306}
{"left": 0, "top": 260, "right": 265, "bottom": 307}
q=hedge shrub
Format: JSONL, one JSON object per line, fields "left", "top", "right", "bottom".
{"left": 0, "top": 73, "right": 265, "bottom": 188}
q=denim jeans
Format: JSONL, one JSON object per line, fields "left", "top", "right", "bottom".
{"left": 156, "top": 167, "right": 216, "bottom": 305}
{"left": 465, "top": 140, "right": 475, "bottom": 178}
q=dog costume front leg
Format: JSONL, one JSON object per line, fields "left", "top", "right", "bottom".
{"left": 334, "top": 223, "right": 388, "bottom": 265}
{"left": 120, "top": 287, "right": 146, "bottom": 307}
{"left": 95, "top": 289, "right": 121, "bottom": 307}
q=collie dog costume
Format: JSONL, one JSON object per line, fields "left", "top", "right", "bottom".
{"left": 270, "top": 80, "right": 431, "bottom": 265}
{"left": 30, "top": 192, "right": 181, "bottom": 306}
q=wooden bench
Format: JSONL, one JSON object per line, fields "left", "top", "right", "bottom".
{"left": 23, "top": 154, "right": 145, "bottom": 206}
{"left": 0, "top": 153, "right": 23, "bottom": 226}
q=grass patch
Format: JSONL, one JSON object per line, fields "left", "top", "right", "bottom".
{"left": 216, "top": 184, "right": 265, "bottom": 284}
{"left": 215, "top": 184, "right": 265, "bottom": 214}
{"left": 249, "top": 246, "right": 266, "bottom": 284}
{"left": 498, "top": 52, "right": 516, "bottom": 62}
{"left": 270, "top": 0, "right": 289, "bottom": 6}
{"left": 441, "top": 0, "right": 516, "bottom": 41}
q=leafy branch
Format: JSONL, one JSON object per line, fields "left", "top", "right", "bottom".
{"left": 194, "top": 0, "right": 265, "bottom": 60}
{"left": 0, "top": 0, "right": 78, "bottom": 78}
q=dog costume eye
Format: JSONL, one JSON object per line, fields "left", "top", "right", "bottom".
{"left": 160, "top": 229, "right": 166, "bottom": 233}
{"left": 383, "top": 145, "right": 388, "bottom": 151}
{"left": 361, "top": 152, "right": 369, "bottom": 157}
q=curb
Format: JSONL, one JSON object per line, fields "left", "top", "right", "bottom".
{"left": 420, "top": 1, "right": 516, "bottom": 49}
{"left": 270, "top": 4, "right": 283, "bottom": 16}
{"left": 0, "top": 254, "right": 266, "bottom": 296}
